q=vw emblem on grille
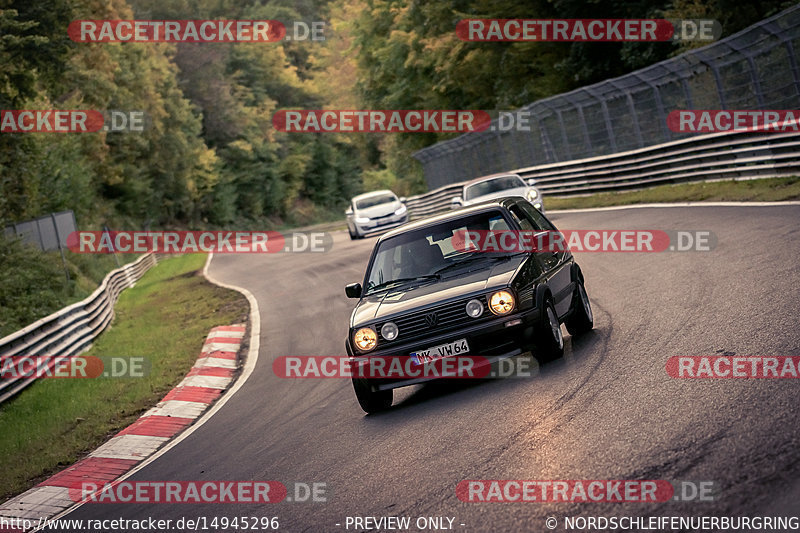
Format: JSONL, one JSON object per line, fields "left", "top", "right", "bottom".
{"left": 424, "top": 312, "right": 438, "bottom": 328}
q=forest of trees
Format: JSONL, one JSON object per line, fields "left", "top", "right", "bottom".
{"left": 1, "top": 0, "right": 793, "bottom": 231}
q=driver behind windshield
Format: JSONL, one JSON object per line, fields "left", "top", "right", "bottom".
{"left": 399, "top": 239, "right": 446, "bottom": 278}
{"left": 364, "top": 210, "right": 513, "bottom": 294}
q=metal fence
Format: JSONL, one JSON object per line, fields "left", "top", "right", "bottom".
{"left": 404, "top": 124, "right": 800, "bottom": 219}
{"left": 0, "top": 253, "right": 158, "bottom": 404}
{"left": 413, "top": 4, "right": 800, "bottom": 189}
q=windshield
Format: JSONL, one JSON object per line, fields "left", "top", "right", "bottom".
{"left": 363, "top": 210, "right": 513, "bottom": 295}
{"left": 464, "top": 176, "right": 525, "bottom": 201}
{"left": 356, "top": 193, "right": 397, "bottom": 209}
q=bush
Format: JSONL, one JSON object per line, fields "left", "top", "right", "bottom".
{"left": 0, "top": 237, "right": 72, "bottom": 337}
{"left": 0, "top": 236, "right": 131, "bottom": 338}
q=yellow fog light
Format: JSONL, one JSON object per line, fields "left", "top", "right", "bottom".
{"left": 354, "top": 327, "right": 377, "bottom": 351}
{"left": 489, "top": 290, "right": 515, "bottom": 315}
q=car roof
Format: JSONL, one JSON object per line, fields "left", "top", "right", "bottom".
{"left": 462, "top": 173, "right": 524, "bottom": 187}
{"left": 378, "top": 197, "right": 521, "bottom": 241}
{"left": 352, "top": 190, "right": 397, "bottom": 202}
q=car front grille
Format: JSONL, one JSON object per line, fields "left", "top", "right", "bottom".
{"left": 371, "top": 214, "right": 400, "bottom": 227}
{"left": 376, "top": 295, "right": 491, "bottom": 347}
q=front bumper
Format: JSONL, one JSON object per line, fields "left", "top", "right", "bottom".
{"left": 350, "top": 306, "right": 541, "bottom": 392}
{"left": 355, "top": 213, "right": 409, "bottom": 235}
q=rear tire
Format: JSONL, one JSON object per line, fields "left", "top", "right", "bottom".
{"left": 535, "top": 299, "right": 564, "bottom": 362}
{"left": 565, "top": 280, "right": 593, "bottom": 336}
{"left": 352, "top": 377, "right": 393, "bottom": 413}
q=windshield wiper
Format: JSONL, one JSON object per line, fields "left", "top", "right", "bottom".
{"left": 367, "top": 274, "right": 440, "bottom": 294}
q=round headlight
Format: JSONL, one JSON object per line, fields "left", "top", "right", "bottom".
{"left": 526, "top": 189, "right": 539, "bottom": 201}
{"left": 489, "top": 290, "right": 515, "bottom": 315}
{"left": 380, "top": 322, "right": 399, "bottom": 341}
{"left": 354, "top": 327, "right": 377, "bottom": 351}
{"left": 466, "top": 299, "right": 484, "bottom": 318}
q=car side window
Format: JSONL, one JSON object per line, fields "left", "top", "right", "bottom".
{"left": 511, "top": 202, "right": 561, "bottom": 270}
{"left": 508, "top": 205, "right": 535, "bottom": 232}
{"left": 519, "top": 202, "right": 555, "bottom": 231}
{"left": 489, "top": 216, "right": 511, "bottom": 231}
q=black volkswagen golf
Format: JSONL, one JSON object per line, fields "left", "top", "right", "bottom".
{"left": 344, "top": 197, "right": 593, "bottom": 413}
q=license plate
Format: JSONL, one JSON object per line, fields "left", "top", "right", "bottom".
{"left": 410, "top": 339, "right": 469, "bottom": 365}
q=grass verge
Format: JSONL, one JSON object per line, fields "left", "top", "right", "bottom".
{"left": 544, "top": 176, "right": 800, "bottom": 210}
{"left": 0, "top": 253, "right": 248, "bottom": 501}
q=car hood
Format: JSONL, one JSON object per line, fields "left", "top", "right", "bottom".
{"left": 464, "top": 188, "right": 528, "bottom": 205}
{"left": 357, "top": 201, "right": 400, "bottom": 218}
{"left": 352, "top": 255, "right": 525, "bottom": 326}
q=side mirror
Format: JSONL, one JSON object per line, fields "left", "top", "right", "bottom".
{"left": 399, "top": 196, "right": 407, "bottom": 203}
{"left": 527, "top": 178, "right": 537, "bottom": 186}
{"left": 345, "top": 283, "right": 362, "bottom": 299}
{"left": 345, "top": 207, "right": 353, "bottom": 216}
{"left": 450, "top": 197, "right": 463, "bottom": 209}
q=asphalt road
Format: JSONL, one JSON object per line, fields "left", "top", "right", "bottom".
{"left": 62, "top": 205, "right": 800, "bottom": 532}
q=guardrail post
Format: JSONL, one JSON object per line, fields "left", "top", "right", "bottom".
{"left": 51, "top": 213, "right": 70, "bottom": 283}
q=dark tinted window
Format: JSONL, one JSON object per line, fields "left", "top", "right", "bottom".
{"left": 464, "top": 176, "right": 525, "bottom": 200}
{"left": 518, "top": 201, "right": 556, "bottom": 231}
{"left": 356, "top": 193, "right": 397, "bottom": 209}
{"left": 508, "top": 205, "right": 535, "bottom": 231}
{"left": 364, "top": 210, "right": 512, "bottom": 294}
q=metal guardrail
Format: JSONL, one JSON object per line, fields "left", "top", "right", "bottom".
{"left": 0, "top": 253, "right": 158, "bottom": 404}
{"left": 404, "top": 125, "right": 800, "bottom": 219}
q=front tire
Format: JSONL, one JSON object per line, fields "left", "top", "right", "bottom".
{"left": 535, "top": 299, "right": 564, "bottom": 362}
{"left": 352, "top": 377, "right": 393, "bottom": 413}
{"left": 565, "top": 280, "right": 593, "bottom": 336}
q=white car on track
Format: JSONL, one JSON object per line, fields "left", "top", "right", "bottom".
{"left": 451, "top": 173, "right": 545, "bottom": 213}
{"left": 346, "top": 190, "right": 409, "bottom": 240}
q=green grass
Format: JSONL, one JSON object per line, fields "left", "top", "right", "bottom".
{"left": 0, "top": 254, "right": 248, "bottom": 501}
{"left": 544, "top": 176, "right": 800, "bottom": 210}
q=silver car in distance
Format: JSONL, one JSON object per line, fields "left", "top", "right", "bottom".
{"left": 451, "top": 173, "right": 544, "bottom": 213}
{"left": 346, "top": 190, "right": 409, "bottom": 240}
